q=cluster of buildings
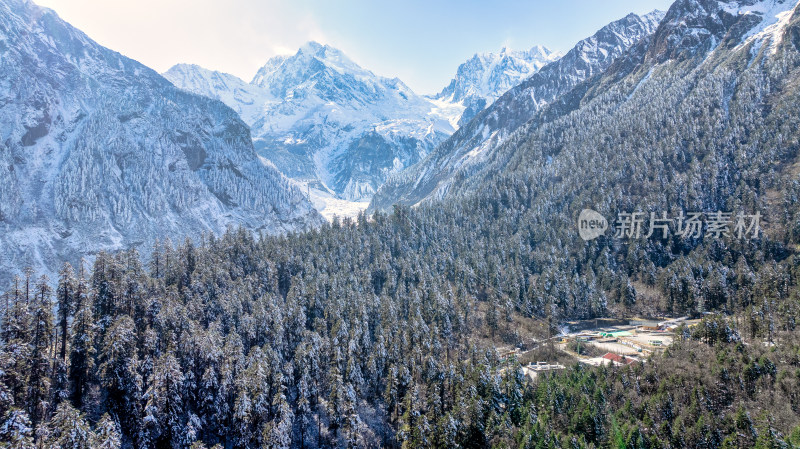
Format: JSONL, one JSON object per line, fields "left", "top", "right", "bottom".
{"left": 567, "top": 317, "right": 699, "bottom": 367}
{"left": 497, "top": 316, "right": 700, "bottom": 382}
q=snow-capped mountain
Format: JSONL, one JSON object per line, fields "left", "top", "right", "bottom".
{"left": 165, "top": 42, "right": 458, "bottom": 203}
{"left": 369, "top": 10, "right": 666, "bottom": 211}
{"left": 434, "top": 45, "right": 562, "bottom": 126}
{"left": 0, "top": 0, "right": 322, "bottom": 284}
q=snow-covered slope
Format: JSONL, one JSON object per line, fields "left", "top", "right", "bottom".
{"left": 369, "top": 10, "right": 666, "bottom": 212}
{"left": 165, "top": 42, "right": 457, "bottom": 203}
{"left": 434, "top": 45, "right": 562, "bottom": 126}
{"left": 0, "top": 0, "right": 323, "bottom": 283}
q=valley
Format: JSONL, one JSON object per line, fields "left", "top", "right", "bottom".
{"left": 2, "top": 0, "right": 800, "bottom": 447}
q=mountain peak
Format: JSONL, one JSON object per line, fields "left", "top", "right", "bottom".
{"left": 300, "top": 40, "right": 325, "bottom": 51}
{"left": 251, "top": 54, "right": 289, "bottom": 86}
{"left": 643, "top": 8, "right": 666, "bottom": 19}
{"left": 433, "top": 43, "right": 562, "bottom": 125}
{"left": 250, "top": 41, "right": 372, "bottom": 94}
{"left": 297, "top": 40, "right": 335, "bottom": 57}
{"left": 290, "top": 41, "right": 354, "bottom": 67}
{"left": 166, "top": 63, "right": 218, "bottom": 78}
{"left": 168, "top": 42, "right": 452, "bottom": 204}
{"left": 526, "top": 44, "right": 557, "bottom": 59}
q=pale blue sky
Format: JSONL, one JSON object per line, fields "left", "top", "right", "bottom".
{"left": 36, "top": 0, "right": 674, "bottom": 95}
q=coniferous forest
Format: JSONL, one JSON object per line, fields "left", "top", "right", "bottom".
{"left": 2, "top": 189, "right": 800, "bottom": 448}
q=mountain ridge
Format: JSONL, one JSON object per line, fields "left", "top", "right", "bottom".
{"left": 423, "top": 0, "right": 800, "bottom": 209}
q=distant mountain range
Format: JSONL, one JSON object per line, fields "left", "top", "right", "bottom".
{"left": 0, "top": 0, "right": 322, "bottom": 283}
{"left": 165, "top": 43, "right": 457, "bottom": 204}
{"left": 164, "top": 42, "right": 562, "bottom": 206}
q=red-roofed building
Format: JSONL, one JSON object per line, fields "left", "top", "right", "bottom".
{"left": 602, "top": 353, "right": 636, "bottom": 365}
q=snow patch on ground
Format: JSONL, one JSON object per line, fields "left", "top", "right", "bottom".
{"left": 258, "top": 156, "right": 367, "bottom": 221}
{"left": 426, "top": 97, "right": 466, "bottom": 130}
{"left": 299, "top": 182, "right": 370, "bottom": 222}
{"left": 628, "top": 68, "right": 654, "bottom": 100}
